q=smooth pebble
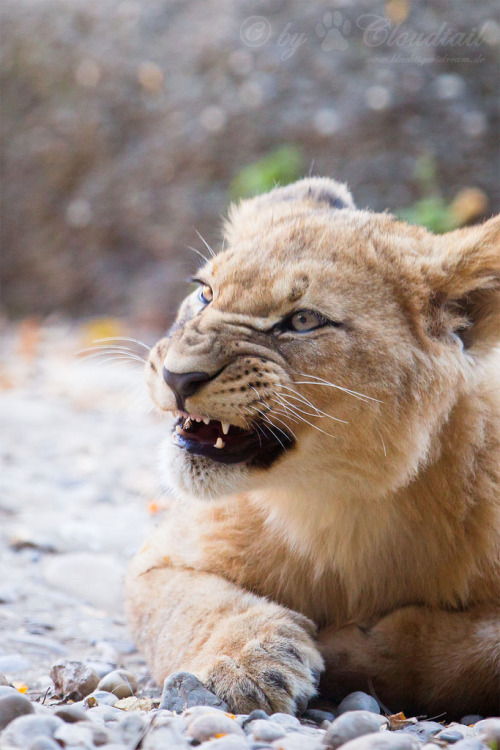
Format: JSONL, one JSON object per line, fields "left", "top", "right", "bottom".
{"left": 270, "top": 713, "right": 301, "bottom": 730}
{"left": 399, "top": 720, "right": 445, "bottom": 743}
{"left": 302, "top": 708, "right": 335, "bottom": 725}
{"left": 435, "top": 728, "right": 464, "bottom": 743}
{"left": 461, "top": 715, "right": 484, "bottom": 726}
{"left": 251, "top": 718, "right": 286, "bottom": 741}
{"left": 98, "top": 668, "right": 137, "bottom": 698}
{"left": 0, "top": 692, "right": 35, "bottom": 730}
{"left": 54, "top": 703, "right": 87, "bottom": 723}
{"left": 323, "top": 710, "right": 388, "bottom": 749}
{"left": 337, "top": 692, "right": 380, "bottom": 715}
{"left": 187, "top": 712, "right": 245, "bottom": 743}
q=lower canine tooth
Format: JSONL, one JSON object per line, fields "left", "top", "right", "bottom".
{"left": 214, "top": 437, "right": 225, "bottom": 449}
{"left": 175, "top": 425, "right": 183, "bottom": 434}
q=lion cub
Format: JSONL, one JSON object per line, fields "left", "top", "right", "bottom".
{"left": 126, "top": 178, "right": 500, "bottom": 717}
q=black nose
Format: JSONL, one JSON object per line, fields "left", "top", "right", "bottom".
{"left": 162, "top": 368, "right": 213, "bottom": 409}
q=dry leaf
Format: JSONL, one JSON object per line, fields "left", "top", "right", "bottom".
{"left": 12, "top": 681, "right": 28, "bottom": 694}
{"left": 115, "top": 696, "right": 155, "bottom": 712}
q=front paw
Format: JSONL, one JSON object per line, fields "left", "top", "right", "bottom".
{"left": 199, "top": 611, "right": 324, "bottom": 715}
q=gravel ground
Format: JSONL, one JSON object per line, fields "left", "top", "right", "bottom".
{"left": 1, "top": 319, "right": 498, "bottom": 749}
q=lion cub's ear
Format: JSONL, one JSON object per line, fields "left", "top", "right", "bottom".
{"left": 258, "top": 177, "right": 356, "bottom": 211}
{"left": 226, "top": 177, "right": 355, "bottom": 238}
{"left": 430, "top": 215, "right": 500, "bottom": 350}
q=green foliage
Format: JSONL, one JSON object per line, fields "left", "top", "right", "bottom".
{"left": 396, "top": 153, "right": 460, "bottom": 234}
{"left": 230, "top": 145, "right": 304, "bottom": 200}
{"left": 397, "top": 195, "right": 460, "bottom": 234}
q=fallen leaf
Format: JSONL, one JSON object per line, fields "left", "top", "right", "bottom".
{"left": 12, "top": 682, "right": 28, "bottom": 694}
{"left": 115, "top": 696, "right": 155, "bottom": 712}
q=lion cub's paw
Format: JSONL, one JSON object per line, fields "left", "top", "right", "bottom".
{"left": 200, "top": 610, "right": 324, "bottom": 715}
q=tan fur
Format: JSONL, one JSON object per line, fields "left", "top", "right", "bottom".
{"left": 126, "top": 178, "right": 500, "bottom": 717}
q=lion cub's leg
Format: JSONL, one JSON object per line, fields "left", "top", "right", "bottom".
{"left": 319, "top": 604, "right": 500, "bottom": 717}
{"left": 125, "top": 558, "right": 323, "bottom": 715}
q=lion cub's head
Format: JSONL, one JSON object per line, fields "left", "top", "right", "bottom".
{"left": 146, "top": 177, "right": 500, "bottom": 500}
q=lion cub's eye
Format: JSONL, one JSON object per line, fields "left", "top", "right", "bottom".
{"left": 199, "top": 284, "right": 213, "bottom": 304}
{"left": 287, "top": 310, "right": 326, "bottom": 332}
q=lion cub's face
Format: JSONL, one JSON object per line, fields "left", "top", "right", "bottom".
{"left": 146, "top": 178, "right": 500, "bottom": 500}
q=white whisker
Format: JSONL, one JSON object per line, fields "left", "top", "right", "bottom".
{"left": 187, "top": 245, "right": 210, "bottom": 265}
{"left": 194, "top": 229, "right": 217, "bottom": 258}
{"left": 296, "top": 372, "right": 383, "bottom": 403}
{"left": 92, "top": 337, "right": 151, "bottom": 351}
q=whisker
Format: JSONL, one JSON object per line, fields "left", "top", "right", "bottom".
{"left": 277, "top": 384, "right": 323, "bottom": 413}
{"left": 194, "top": 229, "right": 217, "bottom": 258}
{"left": 253, "top": 409, "right": 288, "bottom": 451}
{"left": 274, "top": 392, "right": 323, "bottom": 419}
{"left": 77, "top": 352, "right": 146, "bottom": 366}
{"left": 261, "top": 410, "right": 299, "bottom": 443}
{"left": 277, "top": 390, "right": 348, "bottom": 425}
{"left": 76, "top": 345, "right": 147, "bottom": 363}
{"left": 187, "top": 245, "right": 210, "bottom": 265}
{"left": 92, "top": 337, "right": 151, "bottom": 351}
{"left": 296, "top": 372, "right": 383, "bottom": 403}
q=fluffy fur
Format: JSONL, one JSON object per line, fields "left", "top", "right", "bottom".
{"left": 126, "top": 177, "right": 500, "bottom": 718}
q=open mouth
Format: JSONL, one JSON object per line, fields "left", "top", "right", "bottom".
{"left": 171, "top": 411, "right": 294, "bottom": 466}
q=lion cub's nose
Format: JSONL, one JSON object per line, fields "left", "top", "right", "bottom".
{"left": 162, "top": 368, "right": 213, "bottom": 408}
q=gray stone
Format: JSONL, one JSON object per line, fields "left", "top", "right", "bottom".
{"left": 0, "top": 654, "right": 31, "bottom": 674}
{"left": 399, "top": 720, "right": 446, "bottom": 743}
{"left": 160, "top": 671, "right": 229, "bottom": 712}
{"left": 337, "top": 692, "right": 380, "bottom": 715}
{"left": 323, "top": 710, "right": 389, "bottom": 749}
{"left": 54, "top": 703, "right": 88, "bottom": 723}
{"left": 97, "top": 668, "right": 137, "bottom": 698}
{"left": 250, "top": 719, "right": 285, "bottom": 742}
{"left": 0, "top": 692, "right": 35, "bottom": 730}
{"left": 302, "top": 708, "right": 335, "bottom": 725}
{"left": 0, "top": 715, "right": 64, "bottom": 748}
{"left": 460, "top": 715, "right": 483, "bottom": 726}
{"left": 0, "top": 674, "right": 8, "bottom": 686}
{"left": 187, "top": 712, "right": 245, "bottom": 743}
{"left": 242, "top": 710, "right": 269, "bottom": 729}
{"left": 50, "top": 660, "right": 99, "bottom": 699}
{"left": 435, "top": 728, "right": 464, "bottom": 743}
{"left": 339, "top": 731, "right": 421, "bottom": 750}
{"left": 269, "top": 713, "right": 301, "bottom": 730}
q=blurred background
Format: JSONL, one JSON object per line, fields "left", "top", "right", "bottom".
{"left": 1, "top": 0, "right": 499, "bottom": 330}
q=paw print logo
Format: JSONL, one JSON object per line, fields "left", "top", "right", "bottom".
{"left": 315, "top": 11, "right": 352, "bottom": 52}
